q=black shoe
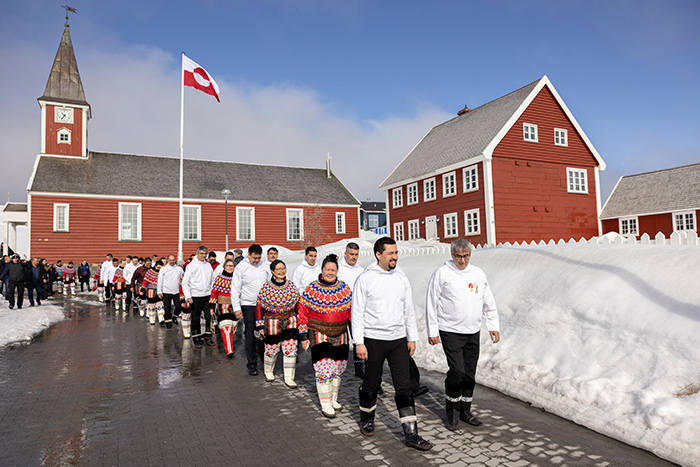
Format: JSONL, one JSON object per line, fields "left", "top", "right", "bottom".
{"left": 360, "top": 420, "right": 375, "bottom": 436}
{"left": 37, "top": 301, "right": 41, "bottom": 306}
{"left": 460, "top": 411, "right": 483, "bottom": 426}
{"left": 413, "top": 386, "right": 429, "bottom": 397}
{"left": 193, "top": 337, "right": 203, "bottom": 349}
{"left": 166, "top": 322, "right": 173, "bottom": 331}
{"left": 205, "top": 336, "right": 216, "bottom": 347}
{"left": 172, "top": 316, "right": 179, "bottom": 325}
{"left": 227, "top": 351, "right": 234, "bottom": 358}
{"left": 248, "top": 367, "right": 259, "bottom": 376}
{"left": 160, "top": 322, "right": 165, "bottom": 328}
{"left": 8, "top": 305, "right": 13, "bottom": 310}
{"left": 405, "top": 433, "right": 433, "bottom": 451}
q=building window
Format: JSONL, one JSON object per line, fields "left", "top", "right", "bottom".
{"left": 407, "top": 183, "right": 418, "bottom": 205}
{"left": 393, "top": 222, "right": 404, "bottom": 241}
{"left": 286, "top": 208, "right": 303, "bottom": 241}
{"left": 392, "top": 187, "right": 403, "bottom": 208}
{"left": 443, "top": 172, "right": 456, "bottom": 198}
{"left": 368, "top": 214, "right": 379, "bottom": 229}
{"left": 424, "top": 178, "right": 436, "bottom": 202}
{"left": 567, "top": 168, "right": 588, "bottom": 194}
{"left": 408, "top": 219, "right": 420, "bottom": 240}
{"left": 236, "top": 207, "right": 255, "bottom": 241}
{"left": 444, "top": 213, "right": 458, "bottom": 238}
{"left": 336, "top": 212, "right": 346, "bottom": 234}
{"left": 619, "top": 217, "right": 638, "bottom": 236}
{"left": 53, "top": 203, "right": 69, "bottom": 232}
{"left": 555, "top": 128, "right": 568, "bottom": 147}
{"left": 119, "top": 202, "right": 141, "bottom": 241}
{"left": 183, "top": 205, "right": 201, "bottom": 240}
{"left": 463, "top": 165, "right": 478, "bottom": 193}
{"left": 674, "top": 211, "right": 696, "bottom": 231}
{"left": 523, "top": 123, "right": 538, "bottom": 142}
{"left": 57, "top": 128, "right": 71, "bottom": 144}
{"left": 464, "top": 209, "right": 480, "bottom": 236}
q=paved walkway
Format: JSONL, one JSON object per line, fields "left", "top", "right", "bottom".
{"left": 0, "top": 296, "right": 675, "bottom": 466}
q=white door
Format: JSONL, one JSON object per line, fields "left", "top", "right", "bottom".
{"left": 425, "top": 216, "right": 438, "bottom": 240}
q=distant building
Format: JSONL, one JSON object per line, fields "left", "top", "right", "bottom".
{"left": 379, "top": 76, "right": 606, "bottom": 245}
{"left": 2, "top": 203, "right": 28, "bottom": 256}
{"left": 26, "top": 26, "right": 359, "bottom": 262}
{"left": 359, "top": 201, "right": 386, "bottom": 231}
{"left": 600, "top": 163, "right": 699, "bottom": 237}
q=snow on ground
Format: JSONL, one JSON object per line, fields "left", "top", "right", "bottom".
{"left": 3, "top": 233, "right": 699, "bottom": 465}
{"left": 0, "top": 298, "right": 65, "bottom": 346}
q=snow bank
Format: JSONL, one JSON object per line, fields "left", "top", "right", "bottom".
{"left": 0, "top": 299, "right": 65, "bottom": 347}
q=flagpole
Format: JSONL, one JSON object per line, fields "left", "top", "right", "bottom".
{"left": 178, "top": 52, "right": 185, "bottom": 263}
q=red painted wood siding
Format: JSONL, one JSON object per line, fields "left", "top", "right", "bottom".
{"left": 491, "top": 157, "right": 599, "bottom": 243}
{"left": 601, "top": 219, "right": 618, "bottom": 234}
{"left": 30, "top": 195, "right": 358, "bottom": 263}
{"left": 45, "top": 104, "right": 83, "bottom": 157}
{"left": 387, "top": 162, "right": 488, "bottom": 245}
{"left": 602, "top": 212, "right": 698, "bottom": 238}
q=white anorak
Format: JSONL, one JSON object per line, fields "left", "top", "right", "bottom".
{"left": 337, "top": 258, "right": 364, "bottom": 291}
{"left": 231, "top": 257, "right": 269, "bottom": 310}
{"left": 181, "top": 258, "right": 214, "bottom": 300}
{"left": 123, "top": 262, "right": 138, "bottom": 285}
{"left": 425, "top": 260, "right": 499, "bottom": 338}
{"left": 351, "top": 262, "right": 419, "bottom": 345}
{"left": 292, "top": 260, "right": 321, "bottom": 294}
{"left": 157, "top": 263, "right": 184, "bottom": 295}
{"left": 100, "top": 260, "right": 113, "bottom": 284}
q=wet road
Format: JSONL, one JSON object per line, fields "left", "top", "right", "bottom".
{"left": 0, "top": 296, "right": 676, "bottom": 466}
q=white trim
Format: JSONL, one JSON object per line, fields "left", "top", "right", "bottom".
{"left": 673, "top": 210, "right": 697, "bottom": 232}
{"left": 601, "top": 207, "right": 700, "bottom": 220}
{"left": 53, "top": 203, "right": 70, "bottom": 232}
{"left": 285, "top": 208, "right": 304, "bottom": 242}
{"left": 26, "top": 155, "right": 42, "bottom": 192}
{"left": 380, "top": 155, "right": 488, "bottom": 191}
{"left": 384, "top": 190, "right": 391, "bottom": 234}
{"left": 57, "top": 127, "right": 72, "bottom": 145}
{"left": 236, "top": 206, "right": 256, "bottom": 242}
{"left": 393, "top": 222, "right": 404, "bottom": 241}
{"left": 523, "top": 123, "right": 538, "bottom": 142}
{"left": 423, "top": 177, "right": 436, "bottom": 202}
{"left": 443, "top": 212, "right": 458, "bottom": 238}
{"left": 462, "top": 164, "right": 479, "bottom": 193}
{"left": 619, "top": 216, "right": 639, "bottom": 236}
{"left": 442, "top": 171, "right": 457, "bottom": 198}
{"left": 392, "top": 187, "right": 403, "bottom": 208}
{"left": 335, "top": 211, "right": 346, "bottom": 234}
{"left": 483, "top": 159, "right": 496, "bottom": 244}
{"left": 82, "top": 106, "right": 89, "bottom": 157}
{"left": 182, "top": 204, "right": 202, "bottom": 241}
{"left": 40, "top": 104, "right": 46, "bottom": 154}
{"left": 27, "top": 194, "right": 32, "bottom": 258}
{"left": 407, "top": 219, "right": 420, "bottom": 240}
{"left": 118, "top": 202, "right": 142, "bottom": 241}
{"left": 464, "top": 208, "right": 481, "bottom": 236}
{"left": 554, "top": 128, "right": 568, "bottom": 147}
{"left": 407, "top": 182, "right": 418, "bottom": 205}
{"left": 595, "top": 166, "right": 602, "bottom": 235}
{"left": 567, "top": 167, "right": 588, "bottom": 194}
{"left": 37, "top": 99, "right": 90, "bottom": 112}
{"left": 54, "top": 106, "right": 74, "bottom": 124}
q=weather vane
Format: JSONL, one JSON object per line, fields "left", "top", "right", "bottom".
{"left": 62, "top": 4, "right": 77, "bottom": 27}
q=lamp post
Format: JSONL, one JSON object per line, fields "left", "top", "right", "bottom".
{"left": 221, "top": 188, "right": 231, "bottom": 251}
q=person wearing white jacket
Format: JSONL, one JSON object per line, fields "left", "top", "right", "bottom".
{"left": 292, "top": 247, "right": 320, "bottom": 294}
{"left": 158, "top": 255, "right": 184, "bottom": 329}
{"left": 182, "top": 246, "right": 215, "bottom": 348}
{"left": 99, "top": 254, "right": 113, "bottom": 302}
{"left": 337, "top": 242, "right": 365, "bottom": 377}
{"left": 426, "top": 238, "right": 500, "bottom": 431}
{"left": 352, "top": 237, "right": 432, "bottom": 451}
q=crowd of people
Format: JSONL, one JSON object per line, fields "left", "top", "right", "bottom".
{"left": 2, "top": 236, "right": 500, "bottom": 451}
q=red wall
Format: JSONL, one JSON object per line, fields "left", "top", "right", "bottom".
{"left": 45, "top": 104, "right": 83, "bottom": 157}
{"left": 601, "top": 212, "right": 698, "bottom": 238}
{"left": 30, "top": 194, "right": 358, "bottom": 263}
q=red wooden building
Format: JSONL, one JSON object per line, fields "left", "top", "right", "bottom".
{"left": 27, "top": 27, "right": 359, "bottom": 263}
{"left": 600, "top": 163, "right": 699, "bottom": 237}
{"left": 379, "top": 76, "right": 606, "bottom": 245}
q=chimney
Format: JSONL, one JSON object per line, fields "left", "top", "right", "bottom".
{"left": 457, "top": 105, "right": 471, "bottom": 116}
{"left": 326, "top": 152, "right": 332, "bottom": 178}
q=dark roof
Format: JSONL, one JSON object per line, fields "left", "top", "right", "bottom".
{"left": 29, "top": 152, "right": 359, "bottom": 206}
{"left": 600, "top": 163, "right": 700, "bottom": 219}
{"left": 360, "top": 201, "right": 386, "bottom": 212}
{"left": 38, "top": 27, "right": 89, "bottom": 108}
{"left": 3, "top": 203, "right": 28, "bottom": 213}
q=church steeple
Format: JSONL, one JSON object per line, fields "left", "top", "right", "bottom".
{"left": 39, "top": 27, "right": 89, "bottom": 109}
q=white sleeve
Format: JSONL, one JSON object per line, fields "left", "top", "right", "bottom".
{"left": 482, "top": 279, "right": 500, "bottom": 332}
{"left": 351, "top": 276, "right": 367, "bottom": 345}
{"left": 231, "top": 265, "right": 244, "bottom": 311}
{"left": 403, "top": 276, "right": 419, "bottom": 342}
{"left": 157, "top": 269, "right": 165, "bottom": 295}
{"left": 425, "top": 268, "right": 441, "bottom": 338}
{"left": 292, "top": 266, "right": 304, "bottom": 294}
{"left": 181, "top": 267, "right": 193, "bottom": 301}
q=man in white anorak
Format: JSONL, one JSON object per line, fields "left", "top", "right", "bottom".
{"left": 426, "top": 238, "right": 500, "bottom": 431}
{"left": 352, "top": 237, "right": 433, "bottom": 451}
{"left": 292, "top": 246, "right": 320, "bottom": 294}
{"left": 181, "top": 246, "right": 215, "bottom": 348}
{"left": 158, "top": 254, "right": 184, "bottom": 330}
{"left": 99, "top": 254, "right": 113, "bottom": 302}
{"left": 123, "top": 256, "right": 138, "bottom": 313}
{"left": 337, "top": 242, "right": 366, "bottom": 377}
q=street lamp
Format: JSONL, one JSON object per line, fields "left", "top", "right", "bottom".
{"left": 221, "top": 188, "right": 231, "bottom": 251}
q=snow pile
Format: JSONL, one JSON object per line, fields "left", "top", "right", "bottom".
{"left": 0, "top": 298, "right": 65, "bottom": 347}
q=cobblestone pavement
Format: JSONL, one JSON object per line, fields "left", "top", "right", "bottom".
{"left": 0, "top": 296, "right": 676, "bottom": 466}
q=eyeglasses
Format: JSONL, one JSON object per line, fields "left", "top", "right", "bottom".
{"left": 452, "top": 253, "right": 470, "bottom": 260}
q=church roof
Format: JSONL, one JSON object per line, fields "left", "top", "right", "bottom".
{"left": 28, "top": 152, "right": 360, "bottom": 206}
{"left": 38, "top": 27, "right": 89, "bottom": 108}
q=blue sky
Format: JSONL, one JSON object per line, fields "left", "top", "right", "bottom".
{"left": 1, "top": 0, "right": 699, "bottom": 206}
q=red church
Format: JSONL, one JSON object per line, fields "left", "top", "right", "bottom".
{"left": 27, "top": 27, "right": 360, "bottom": 263}
{"left": 380, "top": 76, "right": 606, "bottom": 245}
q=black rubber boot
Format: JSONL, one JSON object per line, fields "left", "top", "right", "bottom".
{"left": 359, "top": 386, "right": 377, "bottom": 436}
{"left": 445, "top": 395, "right": 461, "bottom": 431}
{"left": 396, "top": 393, "right": 433, "bottom": 451}
{"left": 459, "top": 398, "right": 483, "bottom": 426}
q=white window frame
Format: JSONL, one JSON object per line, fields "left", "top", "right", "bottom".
{"left": 182, "top": 205, "right": 202, "bottom": 241}
{"left": 523, "top": 123, "right": 538, "bottom": 142}
{"left": 236, "top": 206, "right": 256, "bottom": 242}
{"left": 444, "top": 212, "right": 458, "bottom": 238}
{"left": 464, "top": 208, "right": 481, "bottom": 236}
{"left": 408, "top": 219, "right": 420, "bottom": 240}
{"left": 442, "top": 172, "right": 456, "bottom": 198}
{"left": 463, "top": 164, "right": 479, "bottom": 193}
{"left": 424, "top": 177, "right": 436, "bottom": 202}
{"left": 118, "top": 202, "right": 142, "bottom": 241}
{"left": 555, "top": 128, "right": 568, "bottom": 147}
{"left": 567, "top": 167, "right": 588, "bottom": 194}
{"left": 392, "top": 187, "right": 403, "bottom": 208}
{"left": 619, "top": 217, "right": 638, "bottom": 236}
{"left": 57, "top": 127, "right": 71, "bottom": 145}
{"left": 54, "top": 106, "right": 74, "bottom": 124}
{"left": 673, "top": 211, "right": 696, "bottom": 232}
{"left": 368, "top": 214, "right": 379, "bottom": 229}
{"left": 53, "top": 203, "right": 69, "bottom": 232}
{"left": 286, "top": 208, "right": 304, "bottom": 242}
{"left": 393, "top": 222, "right": 404, "bottom": 241}
{"left": 335, "top": 212, "right": 346, "bottom": 235}
{"left": 407, "top": 183, "right": 418, "bottom": 205}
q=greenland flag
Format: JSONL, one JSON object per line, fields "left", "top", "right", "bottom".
{"left": 182, "top": 54, "right": 220, "bottom": 102}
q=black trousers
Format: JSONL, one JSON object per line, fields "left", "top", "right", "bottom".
{"left": 440, "top": 330, "right": 480, "bottom": 399}
{"left": 79, "top": 276, "right": 90, "bottom": 291}
{"left": 189, "top": 296, "right": 211, "bottom": 338}
{"left": 7, "top": 281, "right": 25, "bottom": 308}
{"left": 162, "top": 293, "right": 181, "bottom": 321}
{"left": 105, "top": 282, "right": 113, "bottom": 300}
{"left": 27, "top": 283, "right": 42, "bottom": 305}
{"left": 242, "top": 305, "right": 264, "bottom": 370}
{"left": 363, "top": 337, "right": 411, "bottom": 397}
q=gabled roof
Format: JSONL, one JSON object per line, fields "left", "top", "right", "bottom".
{"left": 28, "top": 152, "right": 360, "bottom": 206}
{"left": 38, "top": 27, "right": 89, "bottom": 108}
{"left": 600, "top": 163, "right": 700, "bottom": 219}
{"left": 360, "top": 201, "right": 386, "bottom": 212}
{"left": 379, "top": 76, "right": 604, "bottom": 189}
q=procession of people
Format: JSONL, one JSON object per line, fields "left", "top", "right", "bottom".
{"left": 1, "top": 236, "right": 500, "bottom": 451}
